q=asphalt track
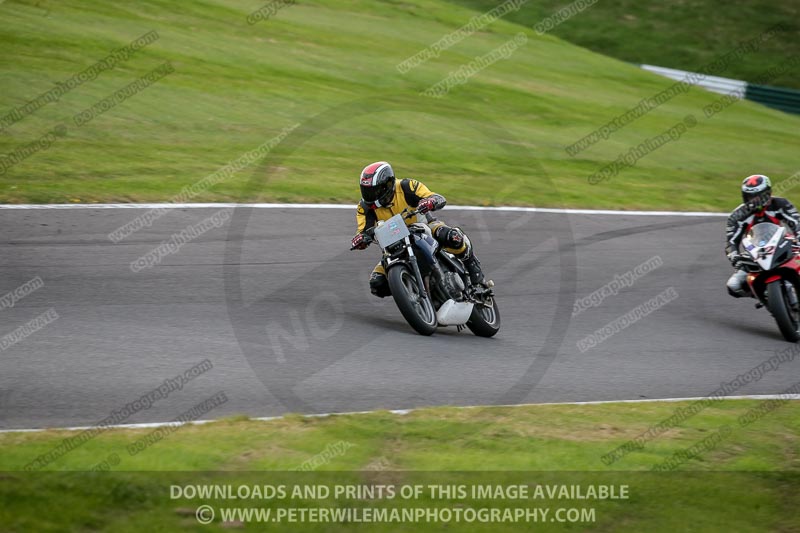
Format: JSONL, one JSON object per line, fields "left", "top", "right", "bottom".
{"left": 1, "top": 206, "right": 798, "bottom": 430}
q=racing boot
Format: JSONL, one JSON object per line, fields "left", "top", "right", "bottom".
{"left": 462, "top": 253, "right": 485, "bottom": 286}
{"left": 369, "top": 271, "right": 391, "bottom": 298}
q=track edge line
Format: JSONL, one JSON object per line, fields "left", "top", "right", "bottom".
{"left": 0, "top": 203, "right": 728, "bottom": 217}
{"left": 2, "top": 394, "right": 798, "bottom": 433}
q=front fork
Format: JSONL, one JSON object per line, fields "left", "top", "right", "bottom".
{"left": 785, "top": 281, "right": 800, "bottom": 310}
{"left": 405, "top": 237, "right": 429, "bottom": 302}
{"left": 753, "top": 276, "right": 800, "bottom": 311}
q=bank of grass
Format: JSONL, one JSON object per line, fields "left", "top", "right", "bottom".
{"left": 1, "top": 400, "right": 799, "bottom": 531}
{"left": 1, "top": 0, "right": 799, "bottom": 210}
{"left": 451, "top": 0, "right": 800, "bottom": 89}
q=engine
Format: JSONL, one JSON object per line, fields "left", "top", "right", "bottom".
{"left": 441, "top": 271, "right": 466, "bottom": 301}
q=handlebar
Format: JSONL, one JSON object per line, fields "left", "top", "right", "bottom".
{"left": 402, "top": 208, "right": 420, "bottom": 219}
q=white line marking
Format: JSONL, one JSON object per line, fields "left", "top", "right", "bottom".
{"left": 0, "top": 202, "right": 728, "bottom": 216}
{"left": 1, "top": 395, "right": 796, "bottom": 433}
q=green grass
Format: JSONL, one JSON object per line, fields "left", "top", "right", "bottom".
{"left": 451, "top": 0, "right": 800, "bottom": 89}
{"left": 0, "top": 0, "right": 799, "bottom": 210}
{"left": 1, "top": 400, "right": 800, "bottom": 531}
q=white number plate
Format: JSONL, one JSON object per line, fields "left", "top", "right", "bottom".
{"left": 374, "top": 214, "right": 409, "bottom": 248}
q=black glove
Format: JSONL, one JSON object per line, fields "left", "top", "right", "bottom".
{"left": 727, "top": 251, "right": 744, "bottom": 268}
{"left": 351, "top": 233, "right": 370, "bottom": 250}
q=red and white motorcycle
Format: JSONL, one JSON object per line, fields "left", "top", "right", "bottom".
{"left": 741, "top": 222, "right": 800, "bottom": 341}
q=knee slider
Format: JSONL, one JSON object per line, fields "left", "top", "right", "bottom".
{"left": 727, "top": 285, "right": 745, "bottom": 298}
{"left": 436, "top": 226, "right": 466, "bottom": 249}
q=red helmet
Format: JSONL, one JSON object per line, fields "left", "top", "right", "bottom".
{"left": 741, "top": 174, "right": 772, "bottom": 210}
{"left": 359, "top": 161, "right": 395, "bottom": 208}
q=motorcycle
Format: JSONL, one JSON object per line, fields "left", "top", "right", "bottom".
{"left": 351, "top": 208, "right": 500, "bottom": 337}
{"left": 740, "top": 222, "right": 800, "bottom": 342}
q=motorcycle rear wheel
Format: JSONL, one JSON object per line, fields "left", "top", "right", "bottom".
{"left": 767, "top": 280, "right": 800, "bottom": 342}
{"left": 387, "top": 265, "right": 437, "bottom": 336}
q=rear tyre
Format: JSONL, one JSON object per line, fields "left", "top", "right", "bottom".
{"left": 467, "top": 296, "right": 500, "bottom": 337}
{"left": 767, "top": 280, "right": 800, "bottom": 342}
{"left": 387, "top": 265, "right": 437, "bottom": 336}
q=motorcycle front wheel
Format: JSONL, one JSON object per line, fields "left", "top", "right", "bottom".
{"left": 387, "top": 265, "right": 437, "bottom": 336}
{"left": 467, "top": 296, "right": 500, "bottom": 338}
{"left": 766, "top": 279, "right": 800, "bottom": 342}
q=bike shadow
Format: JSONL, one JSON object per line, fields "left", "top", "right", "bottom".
{"left": 347, "top": 308, "right": 499, "bottom": 341}
{"left": 701, "top": 311, "right": 787, "bottom": 342}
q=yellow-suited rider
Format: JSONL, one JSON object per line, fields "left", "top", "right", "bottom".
{"left": 351, "top": 161, "right": 485, "bottom": 298}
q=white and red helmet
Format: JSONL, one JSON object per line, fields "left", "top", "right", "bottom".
{"left": 741, "top": 174, "right": 772, "bottom": 210}
{"left": 359, "top": 161, "right": 395, "bottom": 208}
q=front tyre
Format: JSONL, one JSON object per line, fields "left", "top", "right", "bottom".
{"left": 387, "top": 265, "right": 437, "bottom": 336}
{"left": 467, "top": 296, "right": 500, "bottom": 337}
{"left": 767, "top": 280, "right": 800, "bottom": 342}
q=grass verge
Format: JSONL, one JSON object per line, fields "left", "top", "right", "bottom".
{"left": 1, "top": 400, "right": 799, "bottom": 531}
{"left": 452, "top": 0, "right": 800, "bottom": 89}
